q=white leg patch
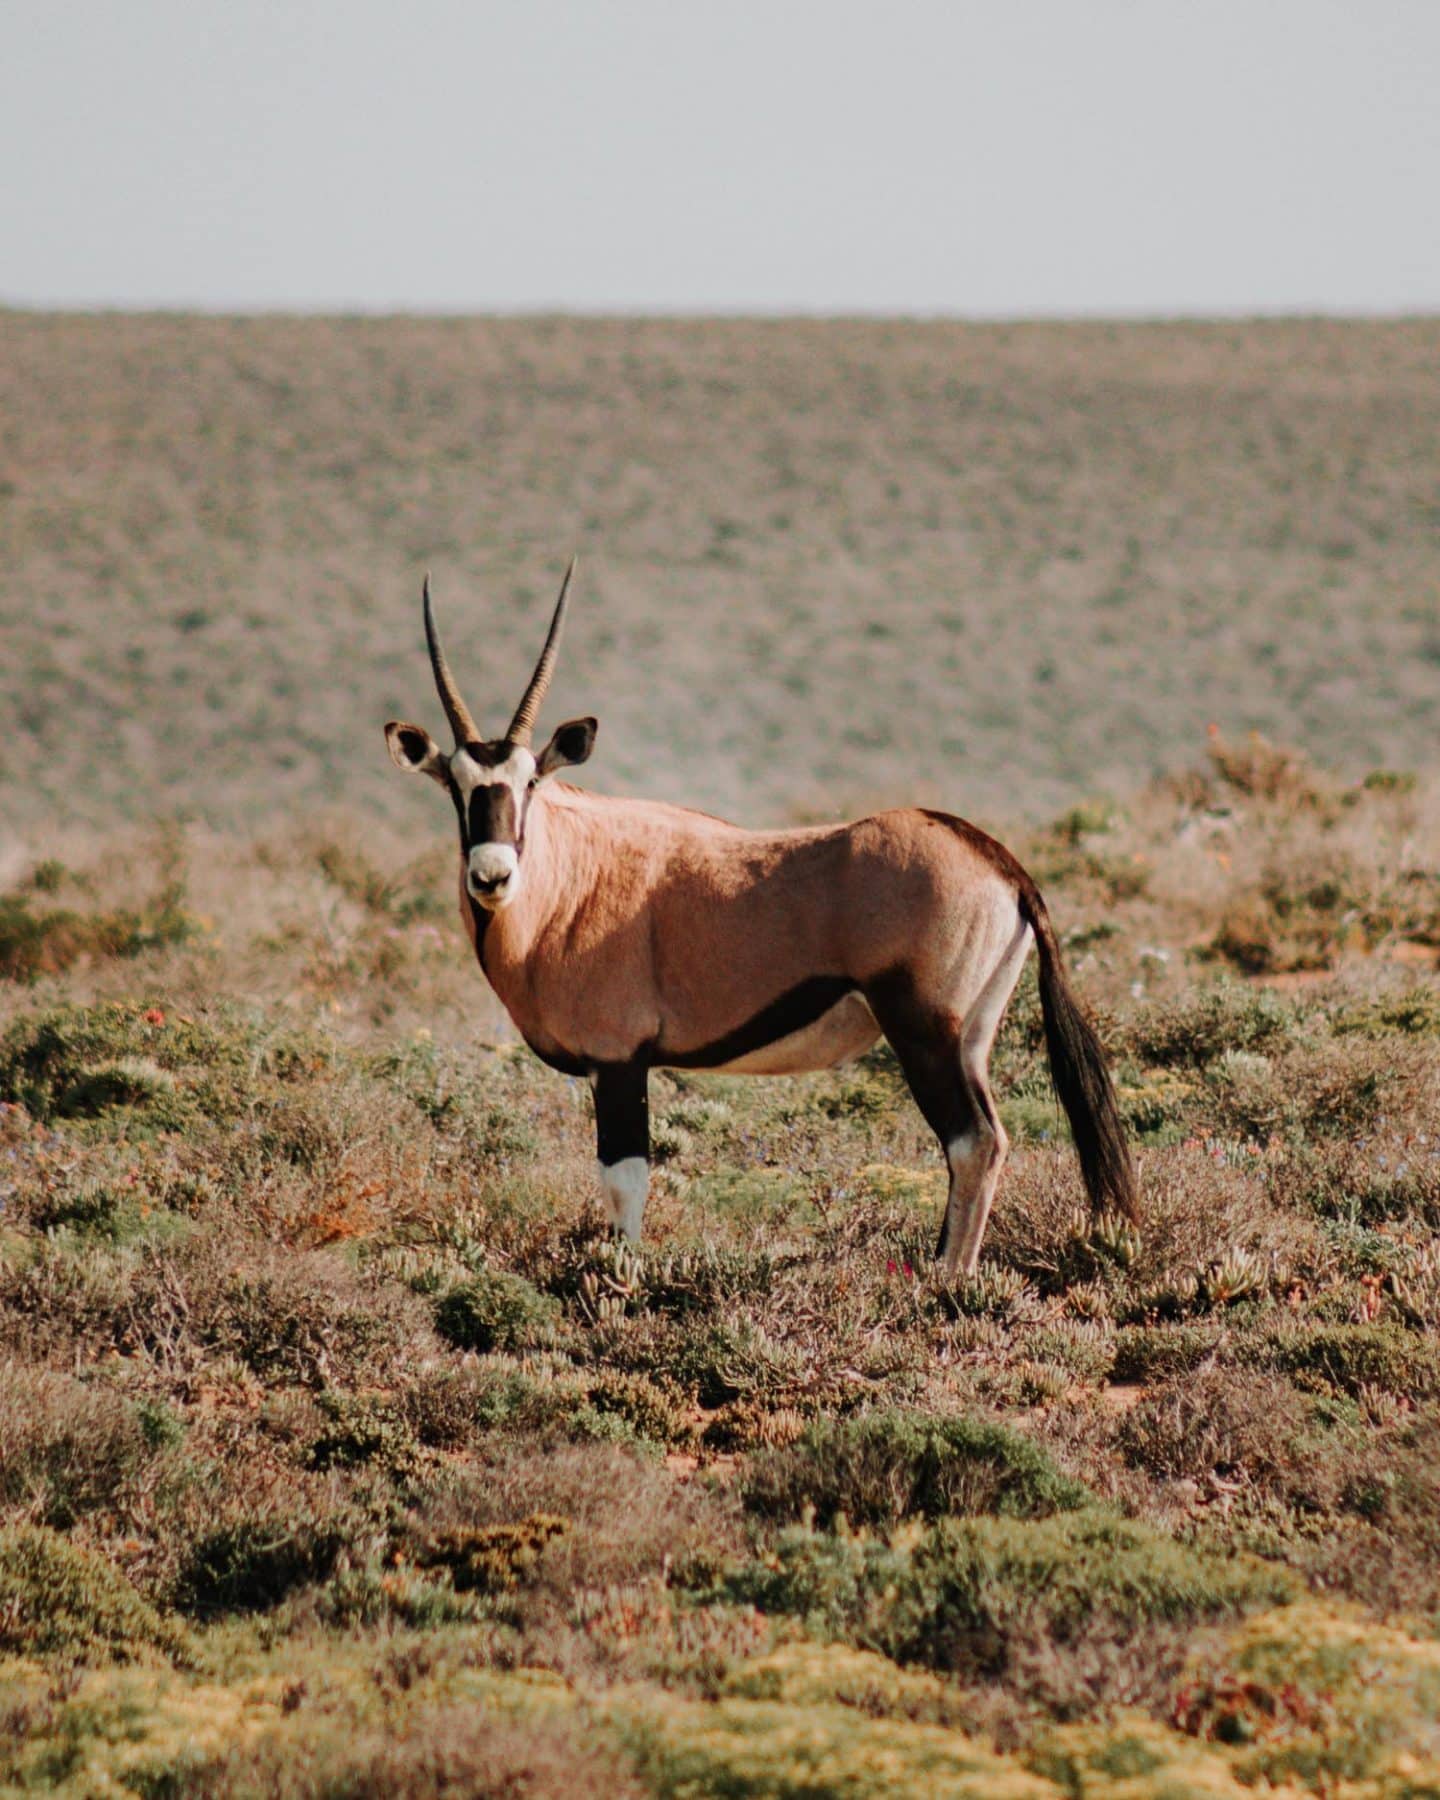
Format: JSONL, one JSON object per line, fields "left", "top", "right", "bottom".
{"left": 946, "top": 1130, "right": 981, "bottom": 1171}
{"left": 598, "top": 1157, "right": 648, "bottom": 1242}
{"left": 942, "top": 1125, "right": 1001, "bottom": 1277}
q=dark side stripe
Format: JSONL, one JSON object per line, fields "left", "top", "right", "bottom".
{"left": 658, "top": 975, "right": 857, "bottom": 1070}
{"left": 520, "top": 975, "right": 859, "bottom": 1079}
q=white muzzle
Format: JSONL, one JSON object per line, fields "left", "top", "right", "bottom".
{"left": 466, "top": 843, "right": 519, "bottom": 907}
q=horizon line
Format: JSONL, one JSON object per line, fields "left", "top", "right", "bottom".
{"left": 3, "top": 299, "right": 1439, "bottom": 327}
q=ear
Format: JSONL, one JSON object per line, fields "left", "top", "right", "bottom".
{"left": 385, "top": 720, "right": 449, "bottom": 784}
{"left": 535, "top": 716, "right": 598, "bottom": 778}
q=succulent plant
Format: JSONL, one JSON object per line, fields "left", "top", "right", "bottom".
{"left": 1088, "top": 1210, "right": 1143, "bottom": 1272}
{"left": 576, "top": 1238, "right": 645, "bottom": 1325}
{"left": 1064, "top": 1278, "right": 1111, "bottom": 1321}
{"left": 937, "top": 1265, "right": 1038, "bottom": 1321}
{"left": 1200, "top": 1246, "right": 1268, "bottom": 1308}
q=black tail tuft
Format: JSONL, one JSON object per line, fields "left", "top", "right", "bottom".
{"left": 1019, "top": 887, "right": 1139, "bottom": 1224}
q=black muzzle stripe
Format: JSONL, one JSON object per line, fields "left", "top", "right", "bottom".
{"left": 468, "top": 785, "right": 519, "bottom": 849}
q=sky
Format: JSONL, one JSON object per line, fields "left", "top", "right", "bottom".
{"left": 4, "top": 0, "right": 1439, "bottom": 316}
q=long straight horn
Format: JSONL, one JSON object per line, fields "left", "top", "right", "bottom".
{"left": 423, "top": 575, "right": 481, "bottom": 746}
{"left": 506, "top": 556, "right": 577, "bottom": 747}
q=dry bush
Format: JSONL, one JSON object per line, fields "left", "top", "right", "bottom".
{"left": 0, "top": 1239, "right": 146, "bottom": 1363}
{"left": 1272, "top": 1138, "right": 1440, "bottom": 1230}
{"left": 147, "top": 1709, "right": 646, "bottom": 1800}
{"left": 0, "top": 847, "right": 195, "bottom": 984}
{"left": 1281, "top": 1034, "right": 1437, "bottom": 1143}
{"left": 140, "top": 1235, "right": 437, "bottom": 1388}
{"left": 1115, "top": 1369, "right": 1311, "bottom": 1488}
{"left": 1203, "top": 730, "right": 1339, "bottom": 810}
{"left": 1297, "top": 1410, "right": 1440, "bottom": 1618}
{"left": 984, "top": 1142, "right": 1293, "bottom": 1305}
{"left": 0, "top": 1363, "right": 151, "bottom": 1529}
{"left": 1118, "top": 981, "right": 1305, "bottom": 1070}
{"left": 741, "top": 1410, "right": 1092, "bottom": 1527}
{"left": 411, "top": 1443, "right": 743, "bottom": 1603}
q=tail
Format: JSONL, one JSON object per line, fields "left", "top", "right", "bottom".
{"left": 1018, "top": 885, "right": 1139, "bottom": 1224}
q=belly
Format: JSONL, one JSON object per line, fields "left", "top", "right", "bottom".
{"left": 701, "top": 992, "right": 881, "bottom": 1075}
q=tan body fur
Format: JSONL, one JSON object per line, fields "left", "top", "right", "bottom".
{"left": 465, "top": 786, "right": 1021, "bottom": 1076}
{"left": 389, "top": 564, "right": 1136, "bottom": 1273}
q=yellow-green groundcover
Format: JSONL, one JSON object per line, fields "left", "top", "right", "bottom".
{"left": 3, "top": 1603, "right": 1440, "bottom": 1798}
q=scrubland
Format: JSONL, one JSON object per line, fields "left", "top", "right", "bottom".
{"left": 3, "top": 313, "right": 1440, "bottom": 1793}
{"left": 3, "top": 728, "right": 1440, "bottom": 1796}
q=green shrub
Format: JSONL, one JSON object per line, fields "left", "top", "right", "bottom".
{"left": 433, "top": 1269, "right": 560, "bottom": 1354}
{"left": 136, "top": 1399, "right": 186, "bottom": 1451}
{"left": 0, "top": 1526, "right": 188, "bottom": 1661}
{"left": 710, "top": 1513, "right": 1294, "bottom": 1679}
{"left": 0, "top": 882, "right": 194, "bottom": 984}
{"left": 1120, "top": 983, "right": 1300, "bottom": 1069}
{"left": 582, "top": 1371, "right": 690, "bottom": 1447}
{"left": 176, "top": 1511, "right": 372, "bottom": 1617}
{"left": 885, "top": 1515, "right": 1295, "bottom": 1675}
{"left": 662, "top": 1316, "right": 862, "bottom": 1412}
{"left": 641, "top": 1244, "right": 779, "bottom": 1318}
{"left": 1334, "top": 987, "right": 1440, "bottom": 1037}
{"left": 1027, "top": 1321, "right": 1116, "bottom": 1386}
{"left": 0, "top": 1002, "right": 320, "bottom": 1133}
{"left": 410, "top": 1514, "right": 569, "bottom": 1594}
{"left": 308, "top": 1392, "right": 428, "bottom": 1480}
{"left": 1111, "top": 1325, "right": 1225, "bottom": 1383}
{"left": 402, "top": 1366, "right": 572, "bottom": 1438}
{"left": 1246, "top": 1323, "right": 1440, "bottom": 1399}
{"left": 741, "top": 1410, "right": 1093, "bottom": 1527}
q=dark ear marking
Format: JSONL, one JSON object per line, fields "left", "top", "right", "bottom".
{"left": 536, "top": 716, "right": 598, "bottom": 777}
{"left": 385, "top": 720, "right": 449, "bottom": 784}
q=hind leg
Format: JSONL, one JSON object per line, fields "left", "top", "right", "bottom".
{"left": 868, "top": 917, "right": 1032, "bottom": 1276}
{"left": 866, "top": 980, "right": 996, "bottom": 1276}
{"left": 942, "top": 917, "right": 1033, "bottom": 1273}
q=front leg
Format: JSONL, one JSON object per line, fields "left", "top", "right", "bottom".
{"left": 593, "top": 1063, "right": 649, "bottom": 1241}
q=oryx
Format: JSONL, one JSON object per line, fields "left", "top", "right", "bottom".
{"left": 386, "top": 562, "right": 1137, "bottom": 1274}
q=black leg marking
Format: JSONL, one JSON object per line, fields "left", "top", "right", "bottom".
{"left": 593, "top": 1062, "right": 650, "bottom": 1167}
{"left": 865, "top": 972, "right": 987, "bottom": 1264}
{"left": 593, "top": 1062, "right": 651, "bottom": 1240}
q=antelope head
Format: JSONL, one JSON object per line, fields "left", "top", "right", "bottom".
{"left": 385, "top": 560, "right": 597, "bottom": 909}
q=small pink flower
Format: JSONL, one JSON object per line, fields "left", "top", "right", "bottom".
{"left": 143, "top": 1009, "right": 165, "bottom": 1027}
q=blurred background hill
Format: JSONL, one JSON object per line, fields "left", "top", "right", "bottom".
{"left": 3, "top": 312, "right": 1437, "bottom": 853}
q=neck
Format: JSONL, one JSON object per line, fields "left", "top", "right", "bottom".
{"left": 479, "top": 784, "right": 595, "bottom": 960}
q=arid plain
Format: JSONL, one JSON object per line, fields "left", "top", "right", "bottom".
{"left": 2, "top": 316, "right": 1440, "bottom": 1796}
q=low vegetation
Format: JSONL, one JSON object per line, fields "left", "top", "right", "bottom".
{"left": 2, "top": 743, "right": 1439, "bottom": 1794}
